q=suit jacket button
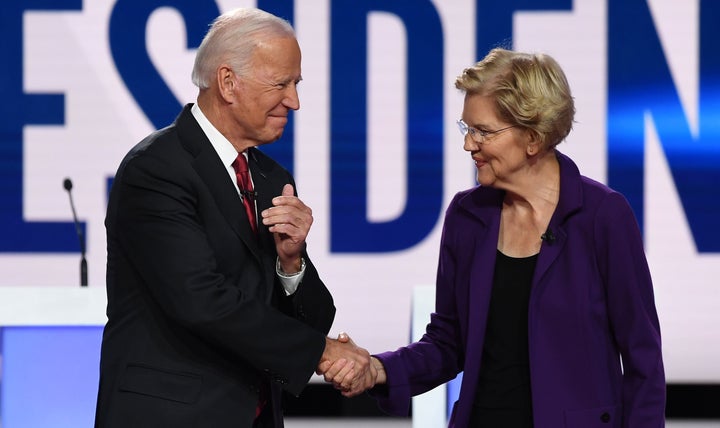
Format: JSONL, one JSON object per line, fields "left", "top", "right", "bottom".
{"left": 600, "top": 412, "right": 611, "bottom": 423}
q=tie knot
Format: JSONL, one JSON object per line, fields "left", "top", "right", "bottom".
{"left": 233, "top": 153, "right": 249, "bottom": 174}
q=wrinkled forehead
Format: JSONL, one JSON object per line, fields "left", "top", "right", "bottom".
{"left": 461, "top": 93, "right": 500, "bottom": 123}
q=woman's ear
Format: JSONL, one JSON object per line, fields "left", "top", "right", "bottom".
{"left": 526, "top": 131, "right": 541, "bottom": 156}
{"left": 527, "top": 142, "right": 538, "bottom": 155}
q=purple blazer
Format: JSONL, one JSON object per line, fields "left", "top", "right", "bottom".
{"left": 375, "top": 152, "right": 665, "bottom": 427}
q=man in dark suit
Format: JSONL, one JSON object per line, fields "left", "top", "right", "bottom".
{"left": 95, "top": 7, "right": 373, "bottom": 427}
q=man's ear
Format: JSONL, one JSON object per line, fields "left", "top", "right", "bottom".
{"left": 217, "top": 65, "right": 237, "bottom": 102}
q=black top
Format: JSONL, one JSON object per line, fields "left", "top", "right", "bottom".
{"left": 469, "top": 250, "right": 538, "bottom": 428}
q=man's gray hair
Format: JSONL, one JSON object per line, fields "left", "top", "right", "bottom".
{"left": 191, "top": 8, "right": 295, "bottom": 89}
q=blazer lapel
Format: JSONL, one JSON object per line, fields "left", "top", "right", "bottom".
{"left": 248, "top": 148, "right": 285, "bottom": 303}
{"left": 247, "top": 149, "right": 275, "bottom": 251}
{"left": 455, "top": 188, "right": 502, "bottom": 405}
{"left": 175, "top": 105, "right": 264, "bottom": 264}
{"left": 459, "top": 188, "right": 501, "bottom": 349}
{"left": 531, "top": 151, "right": 582, "bottom": 298}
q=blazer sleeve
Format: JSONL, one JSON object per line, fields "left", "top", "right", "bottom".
{"left": 111, "top": 149, "right": 330, "bottom": 396}
{"left": 594, "top": 191, "right": 666, "bottom": 426}
{"left": 372, "top": 197, "right": 466, "bottom": 415}
{"left": 283, "top": 256, "right": 336, "bottom": 334}
{"left": 268, "top": 173, "right": 336, "bottom": 336}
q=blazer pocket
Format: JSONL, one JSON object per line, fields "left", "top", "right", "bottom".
{"left": 119, "top": 363, "right": 202, "bottom": 404}
{"left": 564, "top": 405, "right": 620, "bottom": 428}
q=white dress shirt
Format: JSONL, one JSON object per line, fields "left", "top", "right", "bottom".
{"left": 191, "top": 103, "right": 304, "bottom": 295}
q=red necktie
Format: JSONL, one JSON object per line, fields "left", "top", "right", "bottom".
{"left": 233, "top": 154, "right": 266, "bottom": 418}
{"left": 232, "top": 153, "right": 257, "bottom": 234}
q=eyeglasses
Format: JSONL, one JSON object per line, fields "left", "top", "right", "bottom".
{"left": 457, "top": 119, "right": 516, "bottom": 144}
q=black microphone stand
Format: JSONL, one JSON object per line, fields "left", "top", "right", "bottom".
{"left": 63, "top": 178, "right": 88, "bottom": 286}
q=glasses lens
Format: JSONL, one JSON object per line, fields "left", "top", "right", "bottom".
{"left": 458, "top": 120, "right": 483, "bottom": 143}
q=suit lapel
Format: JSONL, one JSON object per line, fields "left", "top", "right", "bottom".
{"left": 531, "top": 151, "right": 582, "bottom": 295}
{"left": 456, "top": 188, "right": 502, "bottom": 403}
{"left": 248, "top": 148, "right": 288, "bottom": 303}
{"left": 175, "top": 105, "right": 264, "bottom": 264}
{"left": 247, "top": 149, "right": 274, "bottom": 250}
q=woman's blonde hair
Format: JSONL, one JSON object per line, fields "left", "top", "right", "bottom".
{"left": 455, "top": 48, "right": 575, "bottom": 149}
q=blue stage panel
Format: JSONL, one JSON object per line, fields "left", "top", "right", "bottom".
{"left": 1, "top": 326, "right": 103, "bottom": 428}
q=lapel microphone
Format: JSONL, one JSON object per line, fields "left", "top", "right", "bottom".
{"left": 239, "top": 189, "right": 258, "bottom": 200}
{"left": 541, "top": 228, "right": 556, "bottom": 244}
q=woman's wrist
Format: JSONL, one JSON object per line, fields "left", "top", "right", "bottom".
{"left": 371, "top": 356, "right": 387, "bottom": 384}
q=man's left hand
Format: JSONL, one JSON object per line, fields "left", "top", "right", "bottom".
{"left": 261, "top": 184, "right": 312, "bottom": 272}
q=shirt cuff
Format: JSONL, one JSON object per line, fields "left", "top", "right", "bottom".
{"left": 276, "top": 257, "right": 305, "bottom": 296}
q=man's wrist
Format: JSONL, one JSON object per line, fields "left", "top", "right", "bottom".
{"left": 277, "top": 257, "right": 305, "bottom": 277}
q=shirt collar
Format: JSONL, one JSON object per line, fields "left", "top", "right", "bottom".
{"left": 190, "top": 103, "right": 243, "bottom": 166}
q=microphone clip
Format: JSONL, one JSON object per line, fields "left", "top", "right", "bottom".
{"left": 541, "top": 228, "right": 556, "bottom": 244}
{"left": 239, "top": 189, "right": 257, "bottom": 200}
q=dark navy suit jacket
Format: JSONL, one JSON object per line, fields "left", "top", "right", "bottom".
{"left": 375, "top": 152, "right": 665, "bottom": 427}
{"left": 95, "top": 104, "right": 335, "bottom": 427}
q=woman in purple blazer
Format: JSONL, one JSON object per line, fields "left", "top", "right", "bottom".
{"left": 325, "top": 48, "right": 665, "bottom": 427}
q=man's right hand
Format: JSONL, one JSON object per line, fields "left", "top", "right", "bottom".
{"left": 317, "top": 333, "right": 378, "bottom": 397}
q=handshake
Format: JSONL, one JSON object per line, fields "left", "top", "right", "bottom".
{"left": 316, "top": 332, "right": 386, "bottom": 397}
